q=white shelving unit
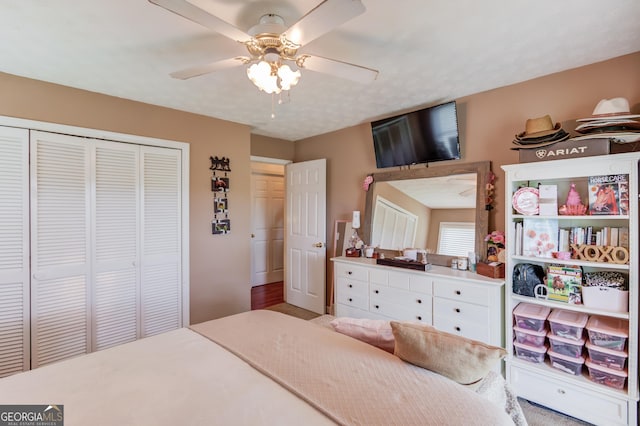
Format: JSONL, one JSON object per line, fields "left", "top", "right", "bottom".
{"left": 503, "top": 153, "right": 639, "bottom": 426}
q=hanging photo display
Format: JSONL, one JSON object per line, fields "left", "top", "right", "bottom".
{"left": 210, "top": 156, "right": 231, "bottom": 234}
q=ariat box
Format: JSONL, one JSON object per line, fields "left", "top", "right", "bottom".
{"left": 513, "top": 341, "right": 547, "bottom": 364}
{"left": 548, "top": 309, "right": 588, "bottom": 341}
{"left": 513, "top": 303, "right": 550, "bottom": 332}
{"left": 586, "top": 316, "right": 628, "bottom": 351}
{"left": 514, "top": 326, "right": 546, "bottom": 347}
{"left": 585, "top": 358, "right": 628, "bottom": 390}
{"left": 547, "top": 332, "right": 585, "bottom": 358}
{"left": 548, "top": 350, "right": 585, "bottom": 375}
{"left": 585, "top": 341, "right": 628, "bottom": 371}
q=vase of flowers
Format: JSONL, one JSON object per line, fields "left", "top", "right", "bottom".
{"left": 485, "top": 231, "right": 505, "bottom": 262}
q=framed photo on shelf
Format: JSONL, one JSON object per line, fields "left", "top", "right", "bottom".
{"left": 212, "top": 176, "right": 230, "bottom": 192}
{"left": 212, "top": 219, "right": 231, "bottom": 235}
{"left": 214, "top": 197, "right": 228, "bottom": 214}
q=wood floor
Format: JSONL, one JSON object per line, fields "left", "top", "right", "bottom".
{"left": 251, "top": 281, "right": 284, "bottom": 310}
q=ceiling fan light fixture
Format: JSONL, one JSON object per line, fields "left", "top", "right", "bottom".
{"left": 247, "top": 60, "right": 301, "bottom": 94}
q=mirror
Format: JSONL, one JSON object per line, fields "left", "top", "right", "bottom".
{"left": 363, "top": 161, "right": 490, "bottom": 267}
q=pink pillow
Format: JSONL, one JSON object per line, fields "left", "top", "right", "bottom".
{"left": 330, "top": 317, "right": 395, "bottom": 353}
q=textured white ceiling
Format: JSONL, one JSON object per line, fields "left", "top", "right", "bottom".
{"left": 1, "top": 0, "right": 639, "bottom": 141}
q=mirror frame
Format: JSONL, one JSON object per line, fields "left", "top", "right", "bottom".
{"left": 363, "top": 161, "right": 491, "bottom": 267}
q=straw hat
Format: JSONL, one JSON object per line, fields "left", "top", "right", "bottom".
{"left": 577, "top": 97, "right": 640, "bottom": 122}
{"left": 516, "top": 115, "right": 563, "bottom": 140}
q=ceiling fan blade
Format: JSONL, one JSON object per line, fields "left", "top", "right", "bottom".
{"left": 170, "top": 57, "right": 247, "bottom": 80}
{"left": 297, "top": 55, "right": 378, "bottom": 83}
{"left": 148, "top": 0, "right": 252, "bottom": 42}
{"left": 286, "top": 0, "right": 365, "bottom": 46}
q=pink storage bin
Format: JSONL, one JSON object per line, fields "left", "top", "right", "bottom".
{"left": 547, "top": 332, "right": 585, "bottom": 358}
{"left": 585, "top": 341, "right": 628, "bottom": 371}
{"left": 514, "top": 326, "right": 546, "bottom": 347}
{"left": 548, "top": 309, "right": 588, "bottom": 341}
{"left": 586, "top": 316, "right": 628, "bottom": 351}
{"left": 513, "top": 303, "right": 550, "bottom": 332}
{"left": 513, "top": 341, "right": 547, "bottom": 364}
{"left": 585, "top": 358, "right": 628, "bottom": 390}
{"left": 548, "top": 350, "right": 585, "bottom": 375}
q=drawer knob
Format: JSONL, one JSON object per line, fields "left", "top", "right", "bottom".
{"left": 374, "top": 289, "right": 379, "bottom": 294}
{"left": 557, "top": 389, "right": 566, "bottom": 395}
{"left": 347, "top": 271, "right": 353, "bottom": 275}
{"left": 348, "top": 284, "right": 353, "bottom": 288}
{"left": 455, "top": 308, "right": 461, "bottom": 313}
{"left": 417, "top": 299, "right": 422, "bottom": 304}
{"left": 417, "top": 316, "right": 422, "bottom": 321}
{"left": 455, "top": 326, "right": 461, "bottom": 332}
{"left": 348, "top": 298, "right": 353, "bottom": 302}
{"left": 455, "top": 290, "right": 461, "bottom": 295}
{"left": 374, "top": 305, "right": 379, "bottom": 309}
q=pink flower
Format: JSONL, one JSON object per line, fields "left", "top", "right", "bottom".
{"left": 485, "top": 230, "right": 505, "bottom": 247}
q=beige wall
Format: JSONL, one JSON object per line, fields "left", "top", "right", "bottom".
{"left": 2, "top": 51, "right": 638, "bottom": 319}
{"left": 251, "top": 134, "right": 295, "bottom": 161}
{"left": 0, "top": 72, "right": 252, "bottom": 325}
{"left": 294, "top": 52, "right": 640, "bottom": 299}
{"left": 426, "top": 209, "right": 475, "bottom": 253}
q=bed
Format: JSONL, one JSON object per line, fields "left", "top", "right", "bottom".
{"left": 0, "top": 310, "right": 523, "bottom": 425}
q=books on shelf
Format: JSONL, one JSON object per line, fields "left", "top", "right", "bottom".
{"left": 522, "top": 218, "right": 559, "bottom": 258}
{"left": 588, "top": 174, "right": 629, "bottom": 215}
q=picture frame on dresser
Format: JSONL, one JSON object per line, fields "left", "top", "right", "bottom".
{"left": 502, "top": 153, "right": 639, "bottom": 426}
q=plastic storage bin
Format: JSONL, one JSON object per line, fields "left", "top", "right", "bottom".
{"left": 586, "top": 316, "right": 628, "bottom": 351}
{"left": 514, "top": 326, "right": 547, "bottom": 347}
{"left": 547, "top": 332, "right": 585, "bottom": 358}
{"left": 513, "top": 341, "right": 547, "bottom": 364}
{"left": 582, "top": 286, "right": 629, "bottom": 313}
{"left": 585, "top": 358, "right": 628, "bottom": 390}
{"left": 513, "top": 303, "right": 550, "bottom": 332}
{"left": 585, "top": 341, "right": 628, "bottom": 371}
{"left": 548, "top": 350, "right": 585, "bottom": 375}
{"left": 548, "top": 309, "right": 588, "bottom": 341}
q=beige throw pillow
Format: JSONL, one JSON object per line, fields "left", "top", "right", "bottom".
{"left": 330, "top": 317, "right": 395, "bottom": 353}
{"left": 390, "top": 321, "right": 506, "bottom": 385}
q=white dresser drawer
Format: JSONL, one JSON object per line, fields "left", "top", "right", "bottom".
{"left": 369, "top": 268, "right": 388, "bottom": 286}
{"left": 335, "top": 263, "right": 369, "bottom": 282}
{"left": 370, "top": 284, "right": 429, "bottom": 307}
{"left": 336, "top": 288, "right": 368, "bottom": 311}
{"left": 510, "top": 365, "right": 628, "bottom": 425}
{"left": 388, "top": 270, "right": 410, "bottom": 290}
{"left": 433, "top": 297, "right": 489, "bottom": 324}
{"left": 433, "top": 279, "right": 490, "bottom": 306}
{"left": 336, "top": 276, "right": 368, "bottom": 296}
{"left": 370, "top": 300, "right": 431, "bottom": 323}
{"left": 433, "top": 315, "right": 489, "bottom": 343}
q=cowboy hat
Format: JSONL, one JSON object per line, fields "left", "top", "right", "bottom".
{"left": 516, "top": 115, "right": 563, "bottom": 140}
{"left": 577, "top": 97, "right": 640, "bottom": 122}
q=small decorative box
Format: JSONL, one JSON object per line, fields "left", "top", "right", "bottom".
{"left": 476, "top": 262, "right": 505, "bottom": 278}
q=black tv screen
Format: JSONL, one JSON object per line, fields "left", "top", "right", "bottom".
{"left": 371, "top": 101, "right": 461, "bottom": 168}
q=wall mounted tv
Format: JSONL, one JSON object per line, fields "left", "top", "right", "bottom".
{"left": 371, "top": 101, "right": 461, "bottom": 168}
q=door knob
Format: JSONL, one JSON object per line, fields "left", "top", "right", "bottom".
{"left": 314, "top": 242, "right": 324, "bottom": 248}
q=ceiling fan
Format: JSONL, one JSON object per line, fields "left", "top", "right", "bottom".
{"left": 148, "top": 0, "right": 379, "bottom": 94}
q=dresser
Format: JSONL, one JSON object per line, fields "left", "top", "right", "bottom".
{"left": 331, "top": 257, "right": 505, "bottom": 348}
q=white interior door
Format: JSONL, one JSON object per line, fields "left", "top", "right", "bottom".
{"left": 285, "top": 159, "right": 326, "bottom": 314}
{"left": 0, "top": 126, "right": 30, "bottom": 377}
{"left": 251, "top": 164, "right": 285, "bottom": 287}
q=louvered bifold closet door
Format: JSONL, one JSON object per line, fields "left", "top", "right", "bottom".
{"left": 0, "top": 127, "right": 30, "bottom": 377}
{"left": 30, "top": 131, "right": 90, "bottom": 368}
{"left": 92, "top": 141, "right": 140, "bottom": 351}
{"left": 140, "top": 146, "right": 182, "bottom": 336}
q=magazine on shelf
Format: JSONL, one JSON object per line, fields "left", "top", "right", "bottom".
{"left": 546, "top": 265, "right": 583, "bottom": 304}
{"left": 522, "top": 218, "right": 559, "bottom": 258}
{"left": 588, "top": 174, "right": 629, "bottom": 215}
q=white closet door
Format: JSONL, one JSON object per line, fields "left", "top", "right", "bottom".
{"left": 0, "top": 127, "right": 30, "bottom": 377}
{"left": 30, "top": 131, "right": 91, "bottom": 368}
{"left": 92, "top": 141, "right": 140, "bottom": 351}
{"left": 140, "top": 146, "right": 182, "bottom": 336}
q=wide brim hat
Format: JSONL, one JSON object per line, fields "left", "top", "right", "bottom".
{"left": 570, "top": 132, "right": 640, "bottom": 143}
{"left": 510, "top": 132, "right": 570, "bottom": 150}
{"left": 577, "top": 97, "right": 640, "bottom": 122}
{"left": 575, "top": 119, "right": 640, "bottom": 134}
{"left": 513, "top": 128, "right": 569, "bottom": 146}
{"left": 516, "top": 115, "right": 563, "bottom": 140}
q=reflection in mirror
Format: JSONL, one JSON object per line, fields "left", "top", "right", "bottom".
{"left": 363, "top": 162, "right": 490, "bottom": 267}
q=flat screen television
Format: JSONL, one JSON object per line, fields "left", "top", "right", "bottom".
{"left": 371, "top": 101, "right": 461, "bottom": 168}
